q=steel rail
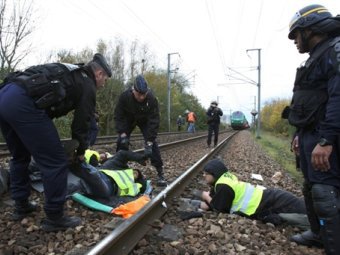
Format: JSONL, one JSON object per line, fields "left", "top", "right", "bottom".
{"left": 0, "top": 131, "right": 215, "bottom": 159}
{"left": 86, "top": 131, "right": 237, "bottom": 255}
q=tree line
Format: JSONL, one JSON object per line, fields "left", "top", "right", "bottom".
{"left": 0, "top": 0, "right": 292, "bottom": 142}
{"left": 0, "top": 0, "right": 211, "bottom": 141}
{"left": 261, "top": 98, "right": 295, "bottom": 138}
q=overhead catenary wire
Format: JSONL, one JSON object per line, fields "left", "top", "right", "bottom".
{"left": 205, "top": 0, "right": 228, "bottom": 78}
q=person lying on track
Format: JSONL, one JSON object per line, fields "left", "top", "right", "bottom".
{"left": 190, "top": 159, "right": 308, "bottom": 226}
{"left": 74, "top": 150, "right": 150, "bottom": 200}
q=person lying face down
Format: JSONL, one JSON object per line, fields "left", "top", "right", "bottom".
{"left": 77, "top": 150, "right": 148, "bottom": 199}
{"left": 197, "top": 159, "right": 306, "bottom": 225}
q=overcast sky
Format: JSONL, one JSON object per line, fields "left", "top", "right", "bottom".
{"left": 29, "top": 0, "right": 340, "bottom": 121}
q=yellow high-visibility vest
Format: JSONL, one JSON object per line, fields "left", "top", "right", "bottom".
{"left": 100, "top": 169, "right": 142, "bottom": 196}
{"left": 215, "top": 173, "right": 263, "bottom": 216}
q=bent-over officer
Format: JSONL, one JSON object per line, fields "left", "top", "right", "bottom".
{"left": 0, "top": 53, "right": 112, "bottom": 232}
{"left": 114, "top": 74, "right": 167, "bottom": 186}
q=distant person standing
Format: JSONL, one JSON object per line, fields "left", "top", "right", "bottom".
{"left": 206, "top": 101, "right": 223, "bottom": 147}
{"left": 185, "top": 110, "right": 197, "bottom": 133}
{"left": 176, "top": 115, "right": 184, "bottom": 131}
{"left": 114, "top": 75, "right": 167, "bottom": 186}
{"left": 0, "top": 53, "right": 112, "bottom": 231}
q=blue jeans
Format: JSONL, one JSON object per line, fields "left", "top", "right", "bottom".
{"left": 188, "top": 123, "right": 195, "bottom": 133}
{"left": 78, "top": 162, "right": 114, "bottom": 199}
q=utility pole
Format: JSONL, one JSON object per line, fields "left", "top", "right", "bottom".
{"left": 218, "top": 49, "right": 262, "bottom": 138}
{"left": 141, "top": 59, "right": 145, "bottom": 74}
{"left": 246, "top": 48, "right": 261, "bottom": 139}
{"left": 167, "top": 52, "right": 179, "bottom": 132}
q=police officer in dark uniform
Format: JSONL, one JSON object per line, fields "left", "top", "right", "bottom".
{"left": 114, "top": 75, "right": 167, "bottom": 186}
{"left": 206, "top": 100, "right": 223, "bottom": 147}
{"left": 286, "top": 4, "right": 340, "bottom": 254}
{"left": 0, "top": 53, "right": 112, "bottom": 232}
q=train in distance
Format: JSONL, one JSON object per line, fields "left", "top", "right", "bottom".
{"left": 230, "top": 111, "right": 250, "bottom": 130}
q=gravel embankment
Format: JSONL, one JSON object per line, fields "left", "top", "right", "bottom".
{"left": 0, "top": 131, "right": 324, "bottom": 255}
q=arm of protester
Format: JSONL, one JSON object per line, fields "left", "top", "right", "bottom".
{"left": 209, "top": 184, "right": 235, "bottom": 213}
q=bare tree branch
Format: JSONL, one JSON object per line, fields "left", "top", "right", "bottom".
{"left": 0, "top": 0, "right": 35, "bottom": 77}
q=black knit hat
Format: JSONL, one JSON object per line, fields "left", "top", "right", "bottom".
{"left": 92, "top": 53, "right": 112, "bottom": 77}
{"left": 203, "top": 159, "right": 228, "bottom": 180}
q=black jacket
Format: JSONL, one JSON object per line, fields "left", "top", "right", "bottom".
{"left": 47, "top": 66, "right": 97, "bottom": 155}
{"left": 206, "top": 106, "right": 223, "bottom": 124}
{"left": 114, "top": 88, "right": 160, "bottom": 141}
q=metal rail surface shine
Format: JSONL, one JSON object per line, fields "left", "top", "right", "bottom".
{"left": 87, "top": 132, "right": 237, "bottom": 255}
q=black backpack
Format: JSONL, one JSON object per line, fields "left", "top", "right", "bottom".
{"left": 1, "top": 63, "right": 82, "bottom": 109}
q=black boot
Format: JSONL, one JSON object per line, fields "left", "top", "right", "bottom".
{"left": 41, "top": 214, "right": 81, "bottom": 232}
{"left": 11, "top": 200, "right": 38, "bottom": 221}
{"left": 311, "top": 184, "right": 340, "bottom": 255}
{"left": 319, "top": 216, "right": 340, "bottom": 255}
{"left": 156, "top": 168, "right": 167, "bottom": 187}
{"left": 291, "top": 181, "right": 323, "bottom": 248}
{"left": 290, "top": 230, "right": 323, "bottom": 248}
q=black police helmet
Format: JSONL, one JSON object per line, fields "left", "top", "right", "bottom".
{"left": 288, "top": 4, "right": 332, "bottom": 39}
{"left": 133, "top": 75, "right": 149, "bottom": 94}
{"left": 203, "top": 159, "right": 228, "bottom": 180}
{"left": 92, "top": 53, "right": 112, "bottom": 77}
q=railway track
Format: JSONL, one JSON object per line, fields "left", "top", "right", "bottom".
{"left": 87, "top": 132, "right": 237, "bottom": 255}
{"left": 0, "top": 130, "right": 324, "bottom": 255}
{"left": 0, "top": 131, "right": 210, "bottom": 159}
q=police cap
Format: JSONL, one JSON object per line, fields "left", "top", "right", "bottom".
{"left": 133, "top": 75, "right": 149, "bottom": 94}
{"left": 92, "top": 53, "right": 112, "bottom": 77}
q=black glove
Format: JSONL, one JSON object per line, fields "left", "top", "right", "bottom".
{"left": 144, "top": 142, "right": 153, "bottom": 158}
{"left": 119, "top": 136, "right": 130, "bottom": 150}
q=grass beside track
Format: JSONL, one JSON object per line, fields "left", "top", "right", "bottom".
{"left": 252, "top": 130, "right": 304, "bottom": 184}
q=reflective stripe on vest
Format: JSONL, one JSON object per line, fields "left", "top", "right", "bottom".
{"left": 100, "top": 169, "right": 141, "bottom": 196}
{"left": 85, "top": 149, "right": 100, "bottom": 164}
{"left": 215, "top": 173, "right": 263, "bottom": 216}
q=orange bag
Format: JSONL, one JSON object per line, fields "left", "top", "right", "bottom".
{"left": 112, "top": 195, "right": 151, "bottom": 218}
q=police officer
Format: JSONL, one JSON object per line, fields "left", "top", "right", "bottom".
{"left": 114, "top": 75, "right": 167, "bottom": 186}
{"left": 287, "top": 4, "right": 340, "bottom": 254}
{"left": 0, "top": 53, "right": 112, "bottom": 232}
{"left": 206, "top": 100, "right": 223, "bottom": 147}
